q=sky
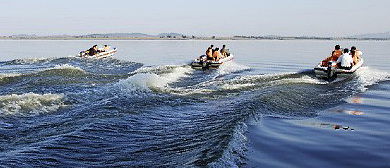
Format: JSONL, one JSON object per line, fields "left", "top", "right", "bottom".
{"left": 0, "top": 0, "right": 389, "bottom": 37}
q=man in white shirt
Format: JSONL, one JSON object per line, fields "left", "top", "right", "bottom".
{"left": 337, "top": 48, "right": 354, "bottom": 70}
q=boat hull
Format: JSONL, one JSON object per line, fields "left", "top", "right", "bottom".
{"left": 78, "top": 48, "right": 117, "bottom": 59}
{"left": 314, "top": 58, "right": 364, "bottom": 79}
{"left": 190, "top": 55, "right": 234, "bottom": 70}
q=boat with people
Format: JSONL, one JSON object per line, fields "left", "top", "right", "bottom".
{"left": 78, "top": 45, "right": 117, "bottom": 59}
{"left": 191, "top": 54, "right": 234, "bottom": 70}
{"left": 190, "top": 44, "right": 234, "bottom": 70}
{"left": 314, "top": 45, "right": 363, "bottom": 80}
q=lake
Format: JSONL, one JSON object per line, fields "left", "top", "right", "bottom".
{"left": 0, "top": 40, "right": 389, "bottom": 167}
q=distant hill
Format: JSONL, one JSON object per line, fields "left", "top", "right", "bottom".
{"left": 11, "top": 34, "right": 38, "bottom": 37}
{"left": 157, "top": 33, "right": 184, "bottom": 37}
{"left": 4, "top": 32, "right": 189, "bottom": 39}
{"left": 83, "top": 33, "right": 153, "bottom": 38}
{"left": 81, "top": 33, "right": 184, "bottom": 38}
{"left": 348, "top": 31, "right": 390, "bottom": 39}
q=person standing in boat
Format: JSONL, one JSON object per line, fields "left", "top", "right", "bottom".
{"left": 337, "top": 48, "right": 354, "bottom": 70}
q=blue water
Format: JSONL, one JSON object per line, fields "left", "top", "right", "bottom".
{"left": 0, "top": 40, "right": 389, "bottom": 167}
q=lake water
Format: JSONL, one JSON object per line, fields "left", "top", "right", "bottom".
{"left": 0, "top": 40, "right": 389, "bottom": 167}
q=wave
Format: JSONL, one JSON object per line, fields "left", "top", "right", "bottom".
{"left": 4, "top": 57, "right": 56, "bottom": 65}
{"left": 0, "top": 73, "right": 23, "bottom": 80}
{"left": 4, "top": 57, "right": 143, "bottom": 75}
{"left": 208, "top": 123, "right": 248, "bottom": 168}
{"left": 131, "top": 64, "right": 189, "bottom": 75}
{"left": 0, "top": 93, "right": 66, "bottom": 115}
{"left": 117, "top": 66, "right": 390, "bottom": 105}
{"left": 167, "top": 71, "right": 320, "bottom": 97}
{"left": 0, "top": 57, "right": 144, "bottom": 89}
{"left": 355, "top": 67, "right": 390, "bottom": 91}
{"left": 34, "top": 64, "right": 87, "bottom": 77}
{"left": 115, "top": 66, "right": 193, "bottom": 94}
{"left": 216, "top": 62, "right": 251, "bottom": 77}
{"left": 52, "top": 64, "right": 84, "bottom": 71}
{"left": 270, "top": 75, "right": 328, "bottom": 85}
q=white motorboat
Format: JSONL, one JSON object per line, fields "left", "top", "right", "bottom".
{"left": 314, "top": 58, "right": 364, "bottom": 79}
{"left": 190, "top": 54, "right": 234, "bottom": 70}
{"left": 78, "top": 46, "right": 117, "bottom": 59}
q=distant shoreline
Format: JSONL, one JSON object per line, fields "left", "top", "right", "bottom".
{"left": 0, "top": 36, "right": 389, "bottom": 41}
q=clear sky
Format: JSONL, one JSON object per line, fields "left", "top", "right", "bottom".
{"left": 1, "top": 0, "right": 389, "bottom": 37}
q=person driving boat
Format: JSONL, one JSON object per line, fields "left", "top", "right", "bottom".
{"left": 88, "top": 45, "right": 98, "bottom": 56}
{"left": 206, "top": 47, "right": 213, "bottom": 60}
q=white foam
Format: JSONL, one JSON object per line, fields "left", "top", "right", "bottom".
{"left": 173, "top": 72, "right": 310, "bottom": 96}
{"left": 10, "top": 57, "right": 53, "bottom": 64}
{"left": 132, "top": 64, "right": 186, "bottom": 74}
{"left": 0, "top": 73, "right": 22, "bottom": 79}
{"left": 216, "top": 62, "right": 250, "bottom": 76}
{"left": 52, "top": 64, "right": 84, "bottom": 71}
{"left": 234, "top": 72, "right": 296, "bottom": 82}
{"left": 208, "top": 123, "right": 248, "bottom": 168}
{"left": 0, "top": 93, "right": 65, "bottom": 115}
{"left": 355, "top": 67, "right": 390, "bottom": 91}
{"left": 116, "top": 66, "right": 193, "bottom": 93}
{"left": 275, "top": 75, "right": 328, "bottom": 85}
{"left": 220, "top": 83, "right": 256, "bottom": 90}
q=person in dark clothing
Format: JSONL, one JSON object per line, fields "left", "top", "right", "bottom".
{"left": 88, "top": 45, "right": 98, "bottom": 56}
{"left": 206, "top": 47, "right": 213, "bottom": 60}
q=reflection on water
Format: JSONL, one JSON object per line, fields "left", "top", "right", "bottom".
{"left": 330, "top": 124, "right": 354, "bottom": 131}
{"left": 295, "top": 121, "right": 356, "bottom": 131}
{"left": 331, "top": 109, "right": 364, "bottom": 115}
{"left": 328, "top": 96, "right": 365, "bottom": 115}
{"left": 347, "top": 95, "right": 363, "bottom": 104}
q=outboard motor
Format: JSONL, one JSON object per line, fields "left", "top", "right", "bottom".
{"left": 199, "top": 55, "right": 208, "bottom": 71}
{"left": 327, "top": 61, "right": 336, "bottom": 80}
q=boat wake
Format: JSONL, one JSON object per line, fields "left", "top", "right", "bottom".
{"left": 115, "top": 66, "right": 193, "bottom": 94}
{"left": 1, "top": 56, "right": 390, "bottom": 167}
{"left": 0, "top": 93, "right": 66, "bottom": 116}
{"left": 355, "top": 67, "right": 390, "bottom": 91}
{"left": 215, "top": 61, "right": 251, "bottom": 77}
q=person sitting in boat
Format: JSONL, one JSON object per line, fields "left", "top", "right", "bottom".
{"left": 220, "top": 45, "right": 230, "bottom": 57}
{"left": 212, "top": 48, "right": 222, "bottom": 61}
{"left": 322, "top": 45, "right": 342, "bottom": 66}
{"left": 206, "top": 47, "right": 213, "bottom": 60}
{"left": 103, "top": 45, "right": 110, "bottom": 52}
{"left": 331, "top": 45, "right": 342, "bottom": 61}
{"left": 350, "top": 46, "right": 362, "bottom": 64}
{"left": 88, "top": 45, "right": 98, "bottom": 56}
{"left": 220, "top": 44, "right": 229, "bottom": 58}
{"left": 337, "top": 48, "right": 354, "bottom": 70}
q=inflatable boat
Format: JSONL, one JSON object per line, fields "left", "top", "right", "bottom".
{"left": 78, "top": 47, "right": 117, "bottom": 59}
{"left": 190, "top": 54, "right": 234, "bottom": 70}
{"left": 314, "top": 58, "right": 364, "bottom": 80}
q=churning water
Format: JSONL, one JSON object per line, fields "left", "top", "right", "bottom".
{"left": 0, "top": 40, "right": 389, "bottom": 167}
